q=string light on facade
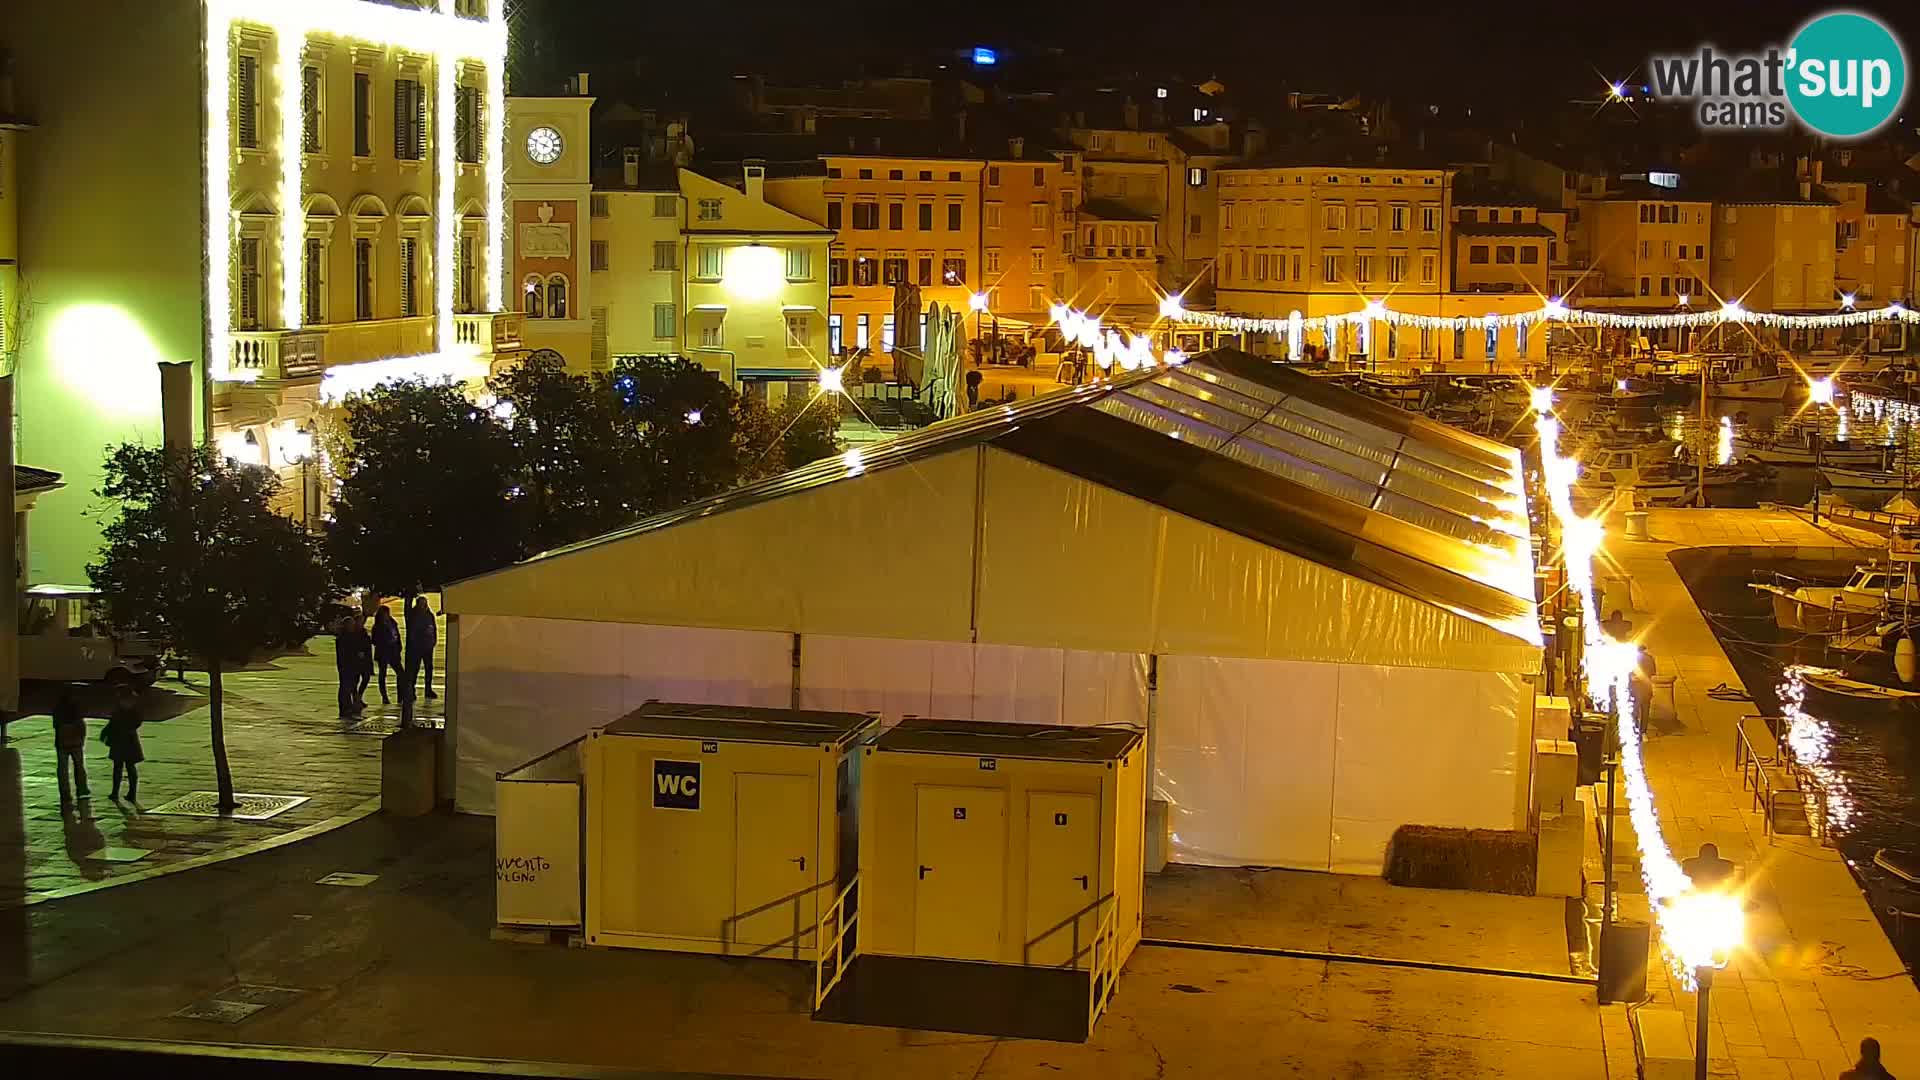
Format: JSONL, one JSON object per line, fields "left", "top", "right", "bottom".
{"left": 204, "top": 0, "right": 509, "bottom": 384}
{"left": 1171, "top": 295, "right": 1920, "bottom": 337}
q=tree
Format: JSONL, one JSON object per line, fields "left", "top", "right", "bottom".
{"left": 605, "top": 356, "right": 742, "bottom": 512}
{"left": 326, "top": 379, "right": 525, "bottom": 603}
{"left": 88, "top": 444, "right": 330, "bottom": 809}
{"left": 736, "top": 391, "right": 844, "bottom": 484}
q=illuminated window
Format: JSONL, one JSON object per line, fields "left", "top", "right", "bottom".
{"left": 882, "top": 314, "right": 895, "bottom": 352}
{"left": 235, "top": 53, "right": 260, "bottom": 149}
{"left": 301, "top": 65, "right": 322, "bottom": 153}
{"left": 828, "top": 313, "right": 843, "bottom": 354}
{"left": 943, "top": 255, "right": 966, "bottom": 284}
{"left": 853, "top": 253, "right": 876, "bottom": 287}
{"left": 1188, "top": 167, "right": 1206, "bottom": 187}
{"left": 546, "top": 276, "right": 569, "bottom": 319}
{"left": 883, "top": 253, "right": 907, "bottom": 284}
{"left": 856, "top": 312, "right": 869, "bottom": 349}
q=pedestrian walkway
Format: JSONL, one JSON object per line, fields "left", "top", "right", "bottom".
{"left": 1605, "top": 506, "right": 1918, "bottom": 1079}
{"left": 0, "top": 640, "right": 428, "bottom": 908}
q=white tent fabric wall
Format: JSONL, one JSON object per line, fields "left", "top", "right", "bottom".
{"left": 454, "top": 615, "right": 793, "bottom": 812}
{"left": 1155, "top": 654, "right": 1530, "bottom": 873}
{"left": 797, "top": 634, "right": 1148, "bottom": 730}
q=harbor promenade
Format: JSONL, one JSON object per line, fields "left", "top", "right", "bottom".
{"left": 1604, "top": 506, "right": 1918, "bottom": 1078}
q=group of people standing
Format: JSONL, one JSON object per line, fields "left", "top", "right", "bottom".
{"left": 335, "top": 596, "right": 438, "bottom": 718}
{"left": 51, "top": 684, "right": 144, "bottom": 805}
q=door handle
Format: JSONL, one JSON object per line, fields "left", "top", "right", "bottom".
{"left": 1075, "top": 874, "right": 1089, "bottom": 890}
{"left": 791, "top": 856, "right": 806, "bottom": 872}
{"left": 918, "top": 865, "right": 932, "bottom": 880}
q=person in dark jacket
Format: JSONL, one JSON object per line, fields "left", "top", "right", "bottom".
{"left": 101, "top": 686, "right": 145, "bottom": 801}
{"left": 1841, "top": 1037, "right": 1897, "bottom": 1080}
{"left": 406, "top": 597, "right": 438, "bottom": 700}
{"left": 51, "top": 687, "right": 89, "bottom": 803}
{"left": 371, "top": 606, "right": 403, "bottom": 705}
{"left": 335, "top": 616, "right": 367, "bottom": 717}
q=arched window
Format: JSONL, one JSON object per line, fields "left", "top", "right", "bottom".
{"left": 523, "top": 275, "right": 544, "bottom": 318}
{"left": 547, "top": 274, "right": 569, "bottom": 319}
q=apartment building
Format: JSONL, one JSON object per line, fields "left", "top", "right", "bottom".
{"left": 1822, "top": 168, "right": 1911, "bottom": 306}
{"left": 1572, "top": 189, "right": 1713, "bottom": 316}
{"left": 1451, "top": 183, "right": 1553, "bottom": 298}
{"left": 1710, "top": 197, "right": 1836, "bottom": 314}
{"left": 788, "top": 154, "right": 986, "bottom": 359}
{"left": 8, "top": 0, "right": 521, "bottom": 582}
{"left": 979, "top": 145, "right": 1077, "bottom": 331}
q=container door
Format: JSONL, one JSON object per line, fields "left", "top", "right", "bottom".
{"left": 1024, "top": 792, "right": 1100, "bottom": 967}
{"left": 913, "top": 784, "right": 1006, "bottom": 961}
{"left": 732, "top": 772, "right": 818, "bottom": 957}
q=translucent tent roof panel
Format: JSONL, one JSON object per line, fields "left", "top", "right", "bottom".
{"left": 450, "top": 350, "right": 1539, "bottom": 647}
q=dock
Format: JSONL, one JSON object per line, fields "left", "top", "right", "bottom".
{"left": 1603, "top": 506, "right": 1918, "bottom": 1077}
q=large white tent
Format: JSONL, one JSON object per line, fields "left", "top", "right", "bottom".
{"left": 446, "top": 351, "right": 1542, "bottom": 874}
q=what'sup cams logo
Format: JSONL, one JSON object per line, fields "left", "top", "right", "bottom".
{"left": 1649, "top": 10, "right": 1908, "bottom": 138}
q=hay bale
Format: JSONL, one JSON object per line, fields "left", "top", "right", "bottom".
{"left": 1385, "top": 824, "right": 1537, "bottom": 895}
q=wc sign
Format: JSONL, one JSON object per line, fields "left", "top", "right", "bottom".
{"left": 653, "top": 759, "right": 701, "bottom": 810}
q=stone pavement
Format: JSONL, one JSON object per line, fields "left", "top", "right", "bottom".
{"left": 0, "top": 640, "right": 437, "bottom": 908}
{"left": 0, "top": 812, "right": 1615, "bottom": 1079}
{"left": 1603, "top": 506, "right": 1918, "bottom": 1079}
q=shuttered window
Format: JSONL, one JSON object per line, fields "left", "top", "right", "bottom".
{"left": 455, "top": 85, "right": 480, "bottom": 163}
{"left": 236, "top": 54, "right": 260, "bottom": 149}
{"left": 394, "top": 78, "right": 425, "bottom": 161}
{"left": 399, "top": 238, "right": 419, "bottom": 317}
{"left": 355, "top": 239, "right": 374, "bottom": 320}
{"left": 353, "top": 72, "right": 372, "bottom": 156}
{"left": 237, "top": 238, "right": 261, "bottom": 328}
{"left": 303, "top": 238, "right": 325, "bottom": 323}
{"left": 301, "top": 66, "right": 321, "bottom": 153}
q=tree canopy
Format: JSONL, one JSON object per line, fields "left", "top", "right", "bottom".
{"left": 325, "top": 379, "right": 525, "bottom": 598}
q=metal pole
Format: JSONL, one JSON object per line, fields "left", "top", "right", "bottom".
{"left": 1698, "top": 357, "right": 1709, "bottom": 507}
{"left": 1603, "top": 703, "right": 1618, "bottom": 928}
{"left": 1695, "top": 966, "right": 1713, "bottom": 1080}
{"left": 1813, "top": 429, "right": 1823, "bottom": 526}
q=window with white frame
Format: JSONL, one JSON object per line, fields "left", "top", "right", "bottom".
{"left": 700, "top": 320, "right": 722, "bottom": 348}
{"left": 458, "top": 233, "right": 477, "bottom": 312}
{"left": 696, "top": 244, "right": 723, "bottom": 280}
{"left": 1030, "top": 202, "right": 1047, "bottom": 228}
{"left": 882, "top": 313, "right": 895, "bottom": 353}
{"left": 985, "top": 202, "right": 1002, "bottom": 228}
{"left": 1322, "top": 253, "right": 1341, "bottom": 282}
{"left": 399, "top": 237, "right": 421, "bottom": 316}
{"left": 590, "top": 194, "right": 609, "bottom": 218}
{"left": 546, "top": 274, "right": 569, "bottom": 319}
{"left": 352, "top": 70, "right": 372, "bottom": 157}
{"left": 1421, "top": 252, "right": 1437, "bottom": 284}
{"left": 1421, "top": 205, "right": 1438, "bottom": 232}
{"left": 985, "top": 247, "right": 1002, "bottom": 274}
{"left": 393, "top": 76, "right": 426, "bottom": 161}
{"left": 652, "top": 240, "right": 677, "bottom": 271}
{"left": 653, "top": 302, "right": 676, "bottom": 339}
{"left": 1388, "top": 253, "right": 1406, "bottom": 283}
{"left": 786, "top": 247, "right": 812, "bottom": 280}
{"left": 590, "top": 240, "right": 609, "bottom": 272}
{"left": 1357, "top": 205, "right": 1378, "bottom": 231}
{"left": 785, "top": 312, "right": 810, "bottom": 348}
{"left": 1188, "top": 167, "right": 1206, "bottom": 187}
{"left": 1030, "top": 248, "right": 1045, "bottom": 272}
{"left": 522, "top": 273, "right": 542, "bottom": 318}
{"left": 697, "top": 198, "right": 722, "bottom": 222}
{"left": 1390, "top": 204, "right": 1406, "bottom": 231}
{"left": 828, "top": 313, "right": 843, "bottom": 354}
{"left": 653, "top": 195, "right": 677, "bottom": 217}
{"left": 236, "top": 237, "right": 261, "bottom": 328}
{"left": 356, "top": 240, "right": 376, "bottom": 319}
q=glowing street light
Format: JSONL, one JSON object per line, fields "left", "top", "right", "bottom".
{"left": 1841, "top": 293, "right": 1857, "bottom": 311}
{"left": 1808, "top": 377, "right": 1835, "bottom": 406}
{"left": 1529, "top": 385, "right": 1556, "bottom": 414}
{"left": 1159, "top": 293, "right": 1186, "bottom": 320}
{"left": 818, "top": 366, "right": 845, "bottom": 395}
{"left": 968, "top": 292, "right": 991, "bottom": 313}
{"left": 684, "top": 409, "right": 703, "bottom": 425}
{"left": 1663, "top": 886, "right": 1744, "bottom": 1080}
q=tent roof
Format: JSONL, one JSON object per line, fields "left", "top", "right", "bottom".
{"left": 449, "top": 350, "right": 1540, "bottom": 667}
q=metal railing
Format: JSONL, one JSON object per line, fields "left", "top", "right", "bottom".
{"left": 1735, "top": 716, "right": 1830, "bottom": 844}
{"left": 229, "top": 329, "right": 325, "bottom": 379}
{"left": 1086, "top": 902, "right": 1119, "bottom": 1037}
{"left": 812, "top": 874, "right": 859, "bottom": 1012}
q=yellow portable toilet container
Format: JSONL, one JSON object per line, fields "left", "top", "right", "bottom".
{"left": 817, "top": 718, "right": 1144, "bottom": 1040}
{"left": 583, "top": 701, "right": 876, "bottom": 960}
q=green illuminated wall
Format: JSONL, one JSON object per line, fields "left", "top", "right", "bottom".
{"left": 8, "top": 1, "right": 207, "bottom": 584}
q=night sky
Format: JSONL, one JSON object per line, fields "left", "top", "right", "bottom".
{"left": 529, "top": 0, "right": 1920, "bottom": 115}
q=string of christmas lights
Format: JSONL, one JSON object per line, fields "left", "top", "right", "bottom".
{"left": 1172, "top": 296, "right": 1918, "bottom": 337}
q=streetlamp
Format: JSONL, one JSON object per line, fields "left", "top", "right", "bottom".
{"left": 1663, "top": 887, "right": 1745, "bottom": 1080}
{"left": 969, "top": 291, "right": 991, "bottom": 365}
{"left": 275, "top": 422, "right": 315, "bottom": 530}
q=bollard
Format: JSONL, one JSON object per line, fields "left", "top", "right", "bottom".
{"left": 1625, "top": 511, "right": 1650, "bottom": 541}
{"left": 1651, "top": 675, "right": 1678, "bottom": 725}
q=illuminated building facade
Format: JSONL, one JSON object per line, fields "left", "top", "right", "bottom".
{"left": 7, "top": 0, "right": 519, "bottom": 582}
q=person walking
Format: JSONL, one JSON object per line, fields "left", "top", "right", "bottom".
{"left": 1841, "top": 1038, "right": 1897, "bottom": 1079}
{"left": 406, "top": 596, "right": 438, "bottom": 700}
{"left": 51, "top": 686, "right": 90, "bottom": 803}
{"left": 101, "top": 687, "right": 144, "bottom": 802}
{"left": 371, "top": 606, "right": 403, "bottom": 705}
{"left": 335, "top": 616, "right": 365, "bottom": 717}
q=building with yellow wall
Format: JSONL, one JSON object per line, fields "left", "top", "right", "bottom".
{"left": 977, "top": 146, "right": 1077, "bottom": 338}
{"left": 1710, "top": 196, "right": 1836, "bottom": 314}
{"left": 1572, "top": 188, "right": 1712, "bottom": 312}
{"left": 1822, "top": 170, "right": 1910, "bottom": 307}
{"left": 7, "top": 0, "right": 520, "bottom": 582}
{"left": 509, "top": 92, "right": 595, "bottom": 367}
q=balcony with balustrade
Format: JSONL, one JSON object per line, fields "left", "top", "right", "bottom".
{"left": 226, "top": 311, "right": 525, "bottom": 382}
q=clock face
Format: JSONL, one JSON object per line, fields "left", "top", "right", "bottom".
{"left": 526, "top": 125, "right": 563, "bottom": 165}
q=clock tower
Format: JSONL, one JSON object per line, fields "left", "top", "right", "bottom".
{"left": 506, "top": 80, "right": 596, "bottom": 369}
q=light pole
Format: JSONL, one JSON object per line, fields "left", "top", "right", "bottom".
{"left": 969, "top": 291, "right": 990, "bottom": 365}
{"left": 1664, "top": 887, "right": 1743, "bottom": 1080}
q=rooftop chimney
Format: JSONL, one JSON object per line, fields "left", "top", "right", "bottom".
{"left": 573, "top": 72, "right": 591, "bottom": 96}
{"left": 623, "top": 148, "right": 641, "bottom": 189}
{"left": 744, "top": 160, "right": 766, "bottom": 203}
{"left": 1008, "top": 136, "right": 1025, "bottom": 159}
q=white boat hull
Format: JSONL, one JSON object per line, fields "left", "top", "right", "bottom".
{"left": 1821, "top": 467, "right": 1908, "bottom": 492}
{"left": 1711, "top": 374, "right": 1791, "bottom": 401}
{"left": 1735, "top": 441, "right": 1890, "bottom": 468}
